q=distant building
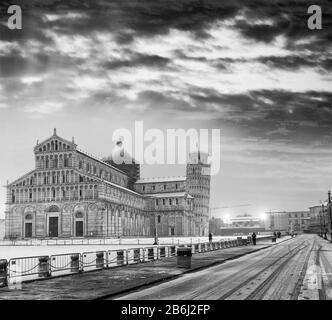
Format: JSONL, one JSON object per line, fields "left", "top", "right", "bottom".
{"left": 265, "top": 210, "right": 311, "bottom": 233}
{"left": 219, "top": 214, "right": 266, "bottom": 236}
{"left": 0, "top": 219, "right": 4, "bottom": 240}
{"left": 4, "top": 129, "right": 211, "bottom": 239}
{"left": 308, "top": 191, "right": 332, "bottom": 235}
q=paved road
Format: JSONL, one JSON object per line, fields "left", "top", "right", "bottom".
{"left": 116, "top": 234, "right": 332, "bottom": 300}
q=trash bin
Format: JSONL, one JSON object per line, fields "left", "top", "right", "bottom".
{"left": 134, "top": 249, "right": 140, "bottom": 263}
{"left": 117, "top": 251, "right": 124, "bottom": 265}
{"left": 38, "top": 256, "right": 50, "bottom": 278}
{"left": 0, "top": 259, "right": 8, "bottom": 287}
{"left": 177, "top": 247, "right": 192, "bottom": 268}
{"left": 159, "top": 247, "right": 166, "bottom": 258}
{"left": 148, "top": 248, "right": 154, "bottom": 260}
{"left": 272, "top": 236, "right": 277, "bottom": 243}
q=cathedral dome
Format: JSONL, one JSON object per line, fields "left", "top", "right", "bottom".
{"left": 103, "top": 137, "right": 134, "bottom": 165}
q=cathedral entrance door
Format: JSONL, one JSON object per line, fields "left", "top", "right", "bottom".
{"left": 49, "top": 217, "right": 59, "bottom": 237}
{"left": 75, "top": 221, "right": 84, "bottom": 237}
{"left": 25, "top": 223, "right": 32, "bottom": 238}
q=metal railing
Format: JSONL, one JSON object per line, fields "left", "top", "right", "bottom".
{"left": 0, "top": 236, "right": 275, "bottom": 288}
{"left": 0, "top": 235, "right": 247, "bottom": 247}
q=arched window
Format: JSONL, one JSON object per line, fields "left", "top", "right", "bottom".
{"left": 48, "top": 205, "right": 59, "bottom": 212}
{"left": 157, "top": 215, "right": 161, "bottom": 223}
{"left": 25, "top": 214, "right": 33, "bottom": 220}
{"left": 64, "top": 155, "right": 69, "bottom": 167}
{"left": 75, "top": 212, "right": 83, "bottom": 219}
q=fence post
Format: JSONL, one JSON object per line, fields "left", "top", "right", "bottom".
{"left": 96, "top": 252, "right": 105, "bottom": 269}
{"left": 0, "top": 259, "right": 8, "bottom": 287}
{"left": 38, "top": 256, "right": 50, "bottom": 278}
{"left": 70, "top": 254, "right": 80, "bottom": 273}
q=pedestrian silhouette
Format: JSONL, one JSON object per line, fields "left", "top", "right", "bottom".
{"left": 252, "top": 232, "right": 257, "bottom": 245}
{"left": 208, "top": 232, "right": 213, "bottom": 243}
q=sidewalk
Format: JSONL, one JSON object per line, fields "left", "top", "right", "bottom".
{"left": 0, "top": 237, "right": 291, "bottom": 300}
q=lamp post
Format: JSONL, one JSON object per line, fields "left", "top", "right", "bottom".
{"left": 153, "top": 227, "right": 158, "bottom": 245}
{"left": 322, "top": 203, "right": 327, "bottom": 240}
{"left": 328, "top": 190, "right": 332, "bottom": 243}
{"left": 319, "top": 206, "right": 323, "bottom": 237}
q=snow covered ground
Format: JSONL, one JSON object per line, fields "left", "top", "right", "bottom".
{"left": 0, "top": 236, "right": 245, "bottom": 260}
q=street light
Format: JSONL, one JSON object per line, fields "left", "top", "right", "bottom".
{"left": 328, "top": 190, "right": 332, "bottom": 243}
{"left": 319, "top": 205, "right": 323, "bottom": 237}
{"left": 322, "top": 203, "right": 327, "bottom": 240}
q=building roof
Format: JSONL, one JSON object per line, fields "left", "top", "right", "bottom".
{"left": 76, "top": 149, "right": 127, "bottom": 176}
{"left": 102, "top": 179, "right": 143, "bottom": 197}
{"left": 144, "top": 192, "right": 193, "bottom": 198}
{"left": 309, "top": 201, "right": 329, "bottom": 209}
{"left": 231, "top": 217, "right": 261, "bottom": 222}
{"left": 135, "top": 176, "right": 186, "bottom": 184}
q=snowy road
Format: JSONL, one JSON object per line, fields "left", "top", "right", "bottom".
{"left": 116, "top": 234, "right": 332, "bottom": 300}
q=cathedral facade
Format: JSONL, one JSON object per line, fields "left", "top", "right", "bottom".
{"left": 4, "top": 130, "right": 211, "bottom": 239}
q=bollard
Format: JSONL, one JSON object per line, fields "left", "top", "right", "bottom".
{"left": 70, "top": 254, "right": 80, "bottom": 273}
{"left": 177, "top": 247, "right": 192, "bottom": 268}
{"left": 0, "top": 259, "right": 8, "bottom": 287}
{"left": 96, "top": 252, "right": 104, "bottom": 269}
{"left": 117, "top": 251, "right": 124, "bottom": 265}
{"left": 38, "top": 256, "right": 50, "bottom": 278}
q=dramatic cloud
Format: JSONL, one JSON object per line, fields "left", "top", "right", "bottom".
{"left": 0, "top": 0, "right": 331, "bottom": 217}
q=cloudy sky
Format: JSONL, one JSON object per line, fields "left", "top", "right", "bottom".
{"left": 0, "top": 0, "right": 331, "bottom": 219}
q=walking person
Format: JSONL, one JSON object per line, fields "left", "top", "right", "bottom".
{"left": 252, "top": 232, "right": 257, "bottom": 245}
{"left": 208, "top": 232, "right": 213, "bottom": 243}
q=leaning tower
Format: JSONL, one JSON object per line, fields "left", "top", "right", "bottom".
{"left": 186, "top": 151, "right": 211, "bottom": 236}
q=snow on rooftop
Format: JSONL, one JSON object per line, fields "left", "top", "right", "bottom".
{"left": 135, "top": 176, "right": 186, "bottom": 184}
{"left": 145, "top": 192, "right": 192, "bottom": 198}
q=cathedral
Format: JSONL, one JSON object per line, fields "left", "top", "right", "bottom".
{"left": 4, "top": 129, "right": 211, "bottom": 239}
